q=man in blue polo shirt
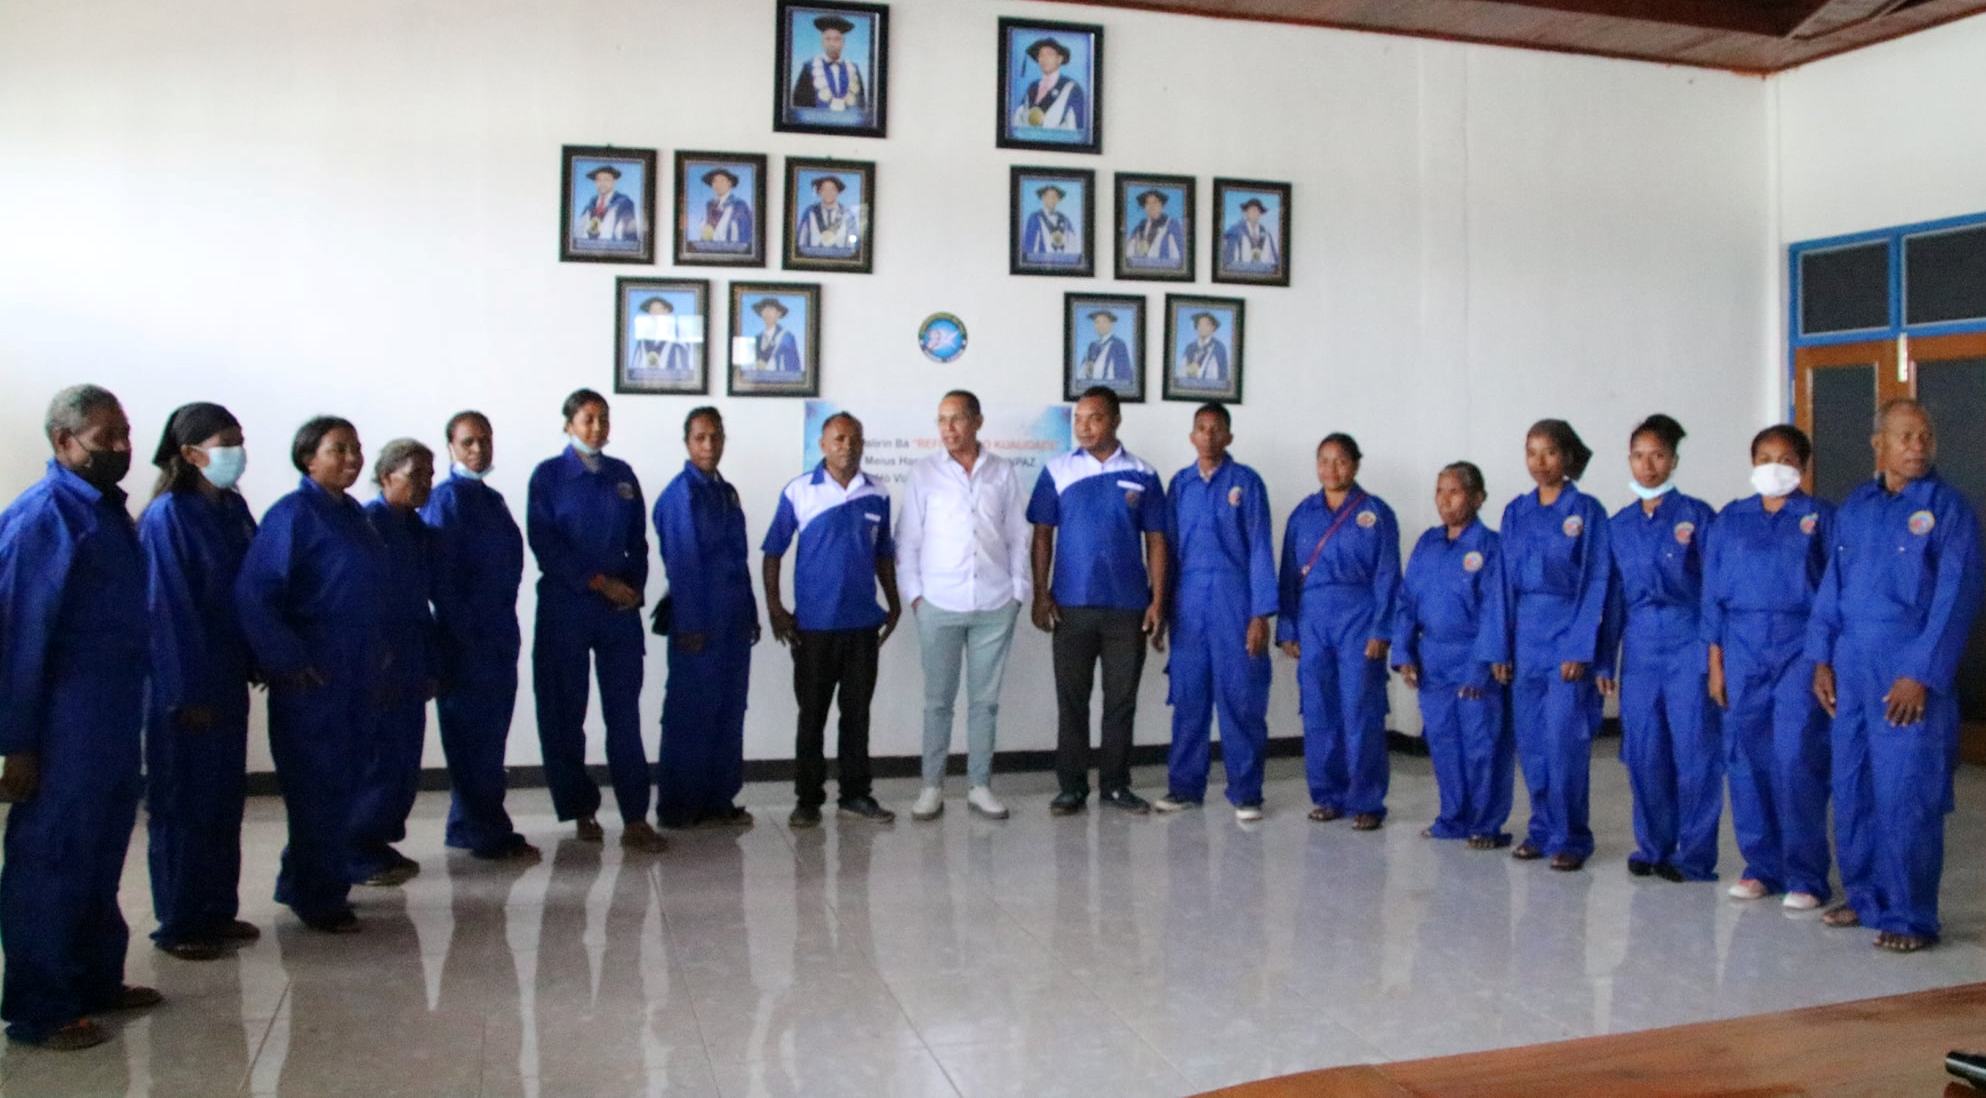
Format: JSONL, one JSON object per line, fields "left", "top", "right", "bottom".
{"left": 763, "top": 411, "right": 902, "bottom": 828}
{"left": 1809, "top": 398, "right": 1982, "bottom": 954}
{"left": 1029, "top": 385, "right": 1170, "bottom": 815}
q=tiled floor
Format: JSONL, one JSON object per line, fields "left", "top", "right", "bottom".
{"left": 5, "top": 749, "right": 1986, "bottom": 1097}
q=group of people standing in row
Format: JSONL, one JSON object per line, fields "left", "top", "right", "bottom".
{"left": 0, "top": 380, "right": 1978, "bottom": 1052}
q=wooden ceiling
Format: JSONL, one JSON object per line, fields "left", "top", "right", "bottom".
{"left": 1035, "top": 0, "right": 1986, "bottom": 73}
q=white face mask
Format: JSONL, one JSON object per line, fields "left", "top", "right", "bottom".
{"left": 1750, "top": 463, "right": 1802, "bottom": 499}
{"left": 200, "top": 445, "right": 247, "bottom": 491}
{"left": 1628, "top": 479, "right": 1675, "bottom": 502}
{"left": 453, "top": 461, "right": 490, "bottom": 481}
{"left": 569, "top": 437, "right": 599, "bottom": 456}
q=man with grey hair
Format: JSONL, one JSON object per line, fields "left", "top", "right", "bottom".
{"left": 1, "top": 384, "right": 160, "bottom": 1049}
{"left": 897, "top": 390, "right": 1031, "bottom": 821}
{"left": 1809, "top": 397, "right": 1983, "bottom": 954}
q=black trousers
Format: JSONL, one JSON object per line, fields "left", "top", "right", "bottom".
{"left": 792, "top": 628, "right": 879, "bottom": 807}
{"left": 1052, "top": 607, "right": 1148, "bottom": 797}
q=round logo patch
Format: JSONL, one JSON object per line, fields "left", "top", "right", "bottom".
{"left": 1227, "top": 486, "right": 1244, "bottom": 507}
{"left": 1462, "top": 550, "right": 1484, "bottom": 573}
{"left": 1562, "top": 515, "right": 1584, "bottom": 538}
{"left": 616, "top": 481, "right": 636, "bottom": 501}
{"left": 1356, "top": 510, "right": 1377, "bottom": 529}
{"left": 1909, "top": 510, "right": 1936, "bottom": 536}
{"left": 1799, "top": 513, "right": 1819, "bottom": 536}
{"left": 1125, "top": 490, "right": 1142, "bottom": 509}
{"left": 1673, "top": 521, "right": 1695, "bottom": 546}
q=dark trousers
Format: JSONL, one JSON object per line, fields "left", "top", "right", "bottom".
{"left": 1053, "top": 607, "right": 1148, "bottom": 797}
{"left": 792, "top": 628, "right": 879, "bottom": 808}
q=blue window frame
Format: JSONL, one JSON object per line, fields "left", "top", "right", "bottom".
{"left": 1790, "top": 209, "right": 1986, "bottom": 348}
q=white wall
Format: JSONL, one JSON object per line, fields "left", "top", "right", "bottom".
{"left": 0, "top": 0, "right": 1775, "bottom": 774}
{"left": 1775, "top": 12, "right": 1986, "bottom": 247}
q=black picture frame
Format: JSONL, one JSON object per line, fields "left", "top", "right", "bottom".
{"left": 674, "top": 151, "right": 770, "bottom": 268}
{"left": 1010, "top": 165, "right": 1096, "bottom": 278}
{"left": 559, "top": 145, "right": 657, "bottom": 265}
{"left": 1063, "top": 293, "right": 1146, "bottom": 403}
{"left": 784, "top": 157, "right": 875, "bottom": 273}
{"left": 1115, "top": 172, "right": 1196, "bottom": 283}
{"left": 1162, "top": 294, "right": 1245, "bottom": 403}
{"left": 996, "top": 18, "right": 1104, "bottom": 155}
{"left": 774, "top": 0, "right": 889, "bottom": 139}
{"left": 1211, "top": 178, "right": 1292, "bottom": 287}
{"left": 728, "top": 282, "right": 823, "bottom": 397}
{"left": 614, "top": 278, "right": 712, "bottom": 396}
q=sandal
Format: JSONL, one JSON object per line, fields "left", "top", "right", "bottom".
{"left": 1822, "top": 904, "right": 1862, "bottom": 929}
{"left": 1512, "top": 841, "right": 1544, "bottom": 860}
{"left": 1550, "top": 853, "right": 1586, "bottom": 872}
{"left": 159, "top": 940, "right": 222, "bottom": 962}
{"left": 31, "top": 1019, "right": 107, "bottom": 1051}
{"left": 1351, "top": 814, "right": 1383, "bottom": 832}
{"left": 1467, "top": 834, "right": 1508, "bottom": 851}
{"left": 1307, "top": 806, "right": 1341, "bottom": 823}
{"left": 1876, "top": 932, "right": 1936, "bottom": 954}
{"left": 620, "top": 821, "right": 669, "bottom": 853}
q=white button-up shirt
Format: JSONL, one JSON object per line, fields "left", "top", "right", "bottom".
{"left": 895, "top": 447, "right": 1032, "bottom": 613}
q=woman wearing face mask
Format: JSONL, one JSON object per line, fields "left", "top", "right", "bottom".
{"left": 140, "top": 402, "right": 261, "bottom": 960}
{"left": 1703, "top": 425, "right": 1834, "bottom": 910}
{"left": 349, "top": 439, "right": 439, "bottom": 888}
{"left": 526, "top": 390, "right": 665, "bottom": 852}
{"left": 234, "top": 417, "right": 387, "bottom": 933}
{"left": 1597, "top": 413, "right": 1721, "bottom": 884}
{"left": 421, "top": 412, "right": 536, "bottom": 862}
{"left": 1391, "top": 462, "right": 1513, "bottom": 849}
{"left": 1277, "top": 433, "right": 1400, "bottom": 831}
{"left": 1479, "top": 419, "right": 1610, "bottom": 872}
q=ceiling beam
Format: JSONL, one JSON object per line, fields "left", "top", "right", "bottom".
{"left": 1479, "top": 0, "right": 1820, "bottom": 37}
{"left": 1785, "top": 0, "right": 1913, "bottom": 37}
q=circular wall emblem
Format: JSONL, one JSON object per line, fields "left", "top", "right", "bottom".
{"left": 1462, "top": 550, "right": 1484, "bottom": 573}
{"left": 918, "top": 313, "right": 968, "bottom": 363}
{"left": 1562, "top": 515, "right": 1584, "bottom": 537}
{"left": 1673, "top": 521, "right": 1696, "bottom": 545}
{"left": 1356, "top": 510, "right": 1377, "bottom": 528}
{"left": 1799, "top": 513, "right": 1819, "bottom": 536}
{"left": 1909, "top": 509, "right": 1936, "bottom": 536}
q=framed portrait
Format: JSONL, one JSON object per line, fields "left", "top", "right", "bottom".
{"left": 1010, "top": 166, "right": 1095, "bottom": 278}
{"left": 1115, "top": 173, "right": 1195, "bottom": 282}
{"left": 1212, "top": 178, "right": 1291, "bottom": 286}
{"left": 784, "top": 158, "right": 874, "bottom": 273}
{"left": 997, "top": 18, "right": 1103, "bottom": 155}
{"left": 775, "top": 0, "right": 888, "bottom": 138}
{"left": 1064, "top": 293, "right": 1145, "bottom": 403}
{"left": 674, "top": 152, "right": 769, "bottom": 267}
{"left": 560, "top": 146, "right": 656, "bottom": 264}
{"left": 614, "top": 279, "right": 710, "bottom": 396}
{"left": 1162, "top": 294, "right": 1244, "bottom": 403}
{"left": 728, "top": 282, "right": 821, "bottom": 397}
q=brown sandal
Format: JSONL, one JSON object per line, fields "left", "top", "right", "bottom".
{"left": 33, "top": 1019, "right": 108, "bottom": 1051}
{"left": 1822, "top": 904, "right": 1862, "bottom": 929}
{"left": 1875, "top": 932, "right": 1935, "bottom": 953}
{"left": 1307, "top": 806, "right": 1341, "bottom": 823}
{"left": 1550, "top": 853, "right": 1586, "bottom": 872}
{"left": 1351, "top": 813, "right": 1383, "bottom": 831}
{"left": 1512, "top": 841, "right": 1544, "bottom": 860}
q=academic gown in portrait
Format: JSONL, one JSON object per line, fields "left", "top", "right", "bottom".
{"left": 1012, "top": 73, "right": 1087, "bottom": 131}
{"left": 695, "top": 194, "right": 754, "bottom": 251}
{"left": 1077, "top": 335, "right": 1130, "bottom": 382}
{"left": 797, "top": 201, "right": 858, "bottom": 254}
{"left": 1223, "top": 221, "right": 1280, "bottom": 270}
{"left": 791, "top": 55, "right": 866, "bottom": 113}
{"left": 1126, "top": 215, "right": 1183, "bottom": 264}
{"left": 754, "top": 324, "right": 802, "bottom": 373}
{"left": 1024, "top": 210, "right": 1080, "bottom": 260}
{"left": 1178, "top": 337, "right": 1229, "bottom": 383}
{"left": 574, "top": 191, "right": 639, "bottom": 243}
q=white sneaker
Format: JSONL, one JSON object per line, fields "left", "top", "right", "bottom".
{"left": 1782, "top": 891, "right": 1822, "bottom": 911}
{"left": 911, "top": 787, "right": 944, "bottom": 821}
{"left": 966, "top": 786, "right": 1009, "bottom": 820}
{"left": 1152, "top": 796, "right": 1197, "bottom": 813}
{"left": 1235, "top": 805, "right": 1264, "bottom": 822}
{"left": 1727, "top": 878, "right": 1769, "bottom": 901}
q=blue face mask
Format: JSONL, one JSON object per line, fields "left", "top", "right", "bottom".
{"left": 569, "top": 437, "right": 599, "bottom": 456}
{"left": 1629, "top": 479, "right": 1675, "bottom": 502}
{"left": 452, "top": 461, "right": 490, "bottom": 481}
{"left": 201, "top": 445, "right": 247, "bottom": 490}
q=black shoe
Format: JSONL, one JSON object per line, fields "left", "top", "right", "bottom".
{"left": 1049, "top": 791, "right": 1087, "bottom": 817}
{"left": 1627, "top": 858, "right": 1655, "bottom": 878}
{"left": 1654, "top": 863, "right": 1687, "bottom": 883}
{"left": 837, "top": 796, "right": 896, "bottom": 823}
{"left": 788, "top": 804, "right": 822, "bottom": 829}
{"left": 301, "top": 910, "right": 360, "bottom": 934}
{"left": 1100, "top": 788, "right": 1151, "bottom": 814}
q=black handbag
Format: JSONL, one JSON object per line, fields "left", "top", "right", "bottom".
{"left": 649, "top": 593, "right": 673, "bottom": 637}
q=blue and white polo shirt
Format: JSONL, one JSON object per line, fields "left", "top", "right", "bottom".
{"left": 761, "top": 462, "right": 894, "bottom": 631}
{"left": 1026, "top": 446, "right": 1166, "bottom": 611}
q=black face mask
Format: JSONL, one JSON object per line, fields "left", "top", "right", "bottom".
{"left": 74, "top": 447, "right": 131, "bottom": 490}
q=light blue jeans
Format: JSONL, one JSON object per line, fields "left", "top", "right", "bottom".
{"left": 916, "top": 601, "right": 1021, "bottom": 788}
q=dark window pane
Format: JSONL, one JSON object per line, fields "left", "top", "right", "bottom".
{"left": 1810, "top": 364, "right": 1875, "bottom": 505}
{"left": 1799, "top": 242, "right": 1890, "bottom": 335}
{"left": 1917, "top": 355, "right": 1986, "bottom": 719}
{"left": 1904, "top": 224, "right": 1986, "bottom": 326}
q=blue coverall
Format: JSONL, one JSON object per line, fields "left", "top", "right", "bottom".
{"left": 348, "top": 498, "right": 437, "bottom": 880}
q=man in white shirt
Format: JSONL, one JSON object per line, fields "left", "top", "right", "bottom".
{"left": 897, "top": 391, "right": 1032, "bottom": 820}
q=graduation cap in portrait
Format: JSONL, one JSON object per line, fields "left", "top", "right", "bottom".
{"left": 811, "top": 174, "right": 846, "bottom": 193}
{"left": 1025, "top": 37, "right": 1071, "bottom": 63}
{"left": 1136, "top": 190, "right": 1169, "bottom": 207}
{"left": 701, "top": 168, "right": 741, "bottom": 187}
{"left": 640, "top": 297, "right": 674, "bottom": 313}
{"left": 1035, "top": 184, "right": 1066, "bottom": 200}
{"left": 1239, "top": 198, "right": 1268, "bottom": 212}
{"left": 1191, "top": 312, "right": 1220, "bottom": 328}
{"left": 1086, "top": 309, "right": 1117, "bottom": 322}
{"left": 814, "top": 14, "right": 856, "bottom": 33}
{"left": 753, "top": 298, "right": 791, "bottom": 317}
{"left": 586, "top": 165, "right": 622, "bottom": 180}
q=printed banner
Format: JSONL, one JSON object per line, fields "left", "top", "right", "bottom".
{"left": 801, "top": 400, "right": 1072, "bottom": 487}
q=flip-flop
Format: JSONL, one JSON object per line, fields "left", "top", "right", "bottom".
{"left": 1512, "top": 842, "right": 1544, "bottom": 860}
{"left": 1352, "top": 814, "right": 1383, "bottom": 831}
{"left": 1307, "top": 806, "right": 1340, "bottom": 823}
{"left": 1822, "top": 905, "right": 1862, "bottom": 928}
{"left": 1876, "top": 933, "right": 1936, "bottom": 954}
